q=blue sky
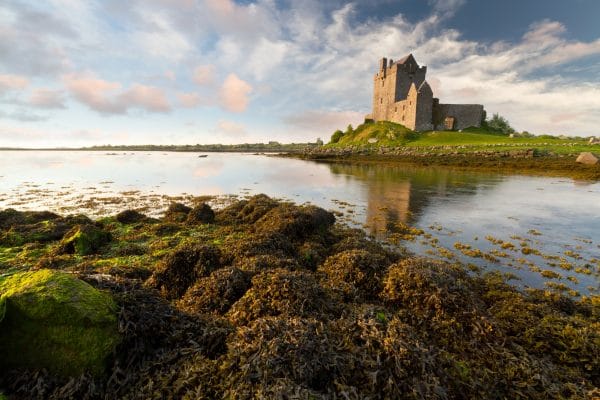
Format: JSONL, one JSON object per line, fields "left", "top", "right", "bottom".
{"left": 0, "top": 0, "right": 599, "bottom": 147}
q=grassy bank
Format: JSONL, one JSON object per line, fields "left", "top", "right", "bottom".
{"left": 0, "top": 196, "right": 598, "bottom": 399}
{"left": 298, "top": 122, "right": 600, "bottom": 180}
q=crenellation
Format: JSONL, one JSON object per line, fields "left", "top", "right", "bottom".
{"left": 369, "top": 54, "right": 485, "bottom": 131}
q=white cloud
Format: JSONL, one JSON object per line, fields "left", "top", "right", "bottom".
{"left": 219, "top": 74, "right": 252, "bottom": 113}
{"left": 247, "top": 38, "right": 289, "bottom": 80}
{"left": 132, "top": 10, "right": 192, "bottom": 61}
{"left": 64, "top": 72, "right": 170, "bottom": 114}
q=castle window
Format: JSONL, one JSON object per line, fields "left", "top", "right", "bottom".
{"left": 380, "top": 98, "right": 383, "bottom": 104}
{"left": 395, "top": 106, "right": 397, "bottom": 112}
{"left": 403, "top": 105, "right": 405, "bottom": 111}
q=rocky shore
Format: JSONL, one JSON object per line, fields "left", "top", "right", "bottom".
{"left": 0, "top": 195, "right": 598, "bottom": 399}
{"left": 287, "top": 144, "right": 600, "bottom": 180}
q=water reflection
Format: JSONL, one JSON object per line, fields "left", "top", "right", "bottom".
{"left": 325, "top": 162, "right": 599, "bottom": 295}
{"left": 327, "top": 163, "right": 502, "bottom": 238}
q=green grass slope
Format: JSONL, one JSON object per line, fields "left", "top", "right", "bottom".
{"left": 327, "top": 121, "right": 597, "bottom": 155}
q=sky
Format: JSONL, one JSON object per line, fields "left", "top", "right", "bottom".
{"left": 0, "top": 0, "right": 599, "bottom": 147}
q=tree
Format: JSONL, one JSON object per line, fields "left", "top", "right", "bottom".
{"left": 315, "top": 138, "right": 324, "bottom": 146}
{"left": 486, "top": 113, "right": 515, "bottom": 134}
{"left": 330, "top": 130, "right": 344, "bottom": 144}
{"left": 345, "top": 124, "right": 354, "bottom": 135}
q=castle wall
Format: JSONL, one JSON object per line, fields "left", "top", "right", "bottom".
{"left": 414, "top": 83, "right": 433, "bottom": 131}
{"left": 393, "top": 63, "right": 426, "bottom": 101}
{"left": 372, "top": 57, "right": 427, "bottom": 123}
{"left": 388, "top": 99, "right": 412, "bottom": 128}
{"left": 370, "top": 55, "right": 485, "bottom": 132}
{"left": 433, "top": 104, "right": 485, "bottom": 130}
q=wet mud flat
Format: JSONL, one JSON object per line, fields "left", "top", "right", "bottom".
{"left": 0, "top": 195, "right": 598, "bottom": 399}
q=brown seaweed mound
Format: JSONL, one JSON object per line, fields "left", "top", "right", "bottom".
{"left": 0, "top": 194, "right": 597, "bottom": 400}
{"left": 178, "top": 267, "right": 252, "bottom": 315}
{"left": 146, "top": 244, "right": 222, "bottom": 299}
{"left": 227, "top": 269, "right": 343, "bottom": 326}
{"left": 319, "top": 249, "right": 389, "bottom": 301}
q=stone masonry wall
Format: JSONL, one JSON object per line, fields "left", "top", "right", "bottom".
{"left": 433, "top": 104, "right": 485, "bottom": 130}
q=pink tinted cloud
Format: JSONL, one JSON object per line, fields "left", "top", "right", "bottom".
{"left": 177, "top": 92, "right": 202, "bottom": 107}
{"left": 0, "top": 74, "right": 29, "bottom": 92}
{"left": 219, "top": 73, "right": 252, "bottom": 113}
{"left": 120, "top": 84, "right": 170, "bottom": 112}
{"left": 64, "top": 73, "right": 170, "bottom": 114}
{"left": 29, "top": 88, "right": 66, "bottom": 109}
{"left": 193, "top": 64, "right": 216, "bottom": 85}
{"left": 216, "top": 119, "right": 247, "bottom": 137}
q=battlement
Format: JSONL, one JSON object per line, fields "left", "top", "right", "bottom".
{"left": 370, "top": 54, "right": 484, "bottom": 131}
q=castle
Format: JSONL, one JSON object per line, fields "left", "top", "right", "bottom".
{"left": 366, "top": 54, "right": 485, "bottom": 131}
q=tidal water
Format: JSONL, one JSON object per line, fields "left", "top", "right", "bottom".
{"left": 1, "top": 151, "right": 598, "bottom": 294}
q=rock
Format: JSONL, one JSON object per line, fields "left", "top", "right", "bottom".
{"left": 0, "top": 269, "right": 120, "bottom": 376}
{"left": 186, "top": 203, "right": 215, "bottom": 224}
{"left": 588, "top": 137, "right": 600, "bottom": 144}
{"left": 147, "top": 244, "right": 222, "bottom": 299}
{"left": 115, "top": 209, "right": 146, "bottom": 224}
{"left": 163, "top": 202, "right": 192, "bottom": 222}
{"left": 55, "top": 224, "right": 111, "bottom": 255}
{"left": 575, "top": 152, "right": 598, "bottom": 165}
{"left": 368, "top": 138, "right": 377, "bottom": 144}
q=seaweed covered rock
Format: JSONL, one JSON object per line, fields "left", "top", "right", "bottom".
{"left": 186, "top": 203, "right": 215, "bottom": 224}
{"left": 382, "top": 258, "right": 480, "bottom": 318}
{"left": 54, "top": 224, "right": 111, "bottom": 256}
{"left": 216, "top": 194, "right": 279, "bottom": 224}
{"left": 319, "top": 249, "right": 390, "bottom": 301}
{"left": 0, "top": 209, "right": 61, "bottom": 229}
{"left": 178, "top": 267, "right": 252, "bottom": 315}
{"left": 115, "top": 209, "right": 146, "bottom": 224}
{"left": 222, "top": 317, "right": 349, "bottom": 395}
{"left": 0, "top": 210, "right": 92, "bottom": 247}
{"left": 223, "top": 232, "right": 299, "bottom": 272}
{"left": 163, "top": 202, "right": 191, "bottom": 223}
{"left": 227, "top": 269, "right": 343, "bottom": 326}
{"left": 147, "top": 243, "right": 222, "bottom": 299}
{"left": 0, "top": 270, "right": 120, "bottom": 376}
{"left": 254, "top": 204, "right": 335, "bottom": 241}
{"left": 381, "top": 258, "right": 487, "bottom": 340}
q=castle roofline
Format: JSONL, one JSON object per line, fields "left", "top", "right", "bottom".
{"left": 396, "top": 54, "right": 413, "bottom": 64}
{"left": 418, "top": 80, "right": 431, "bottom": 92}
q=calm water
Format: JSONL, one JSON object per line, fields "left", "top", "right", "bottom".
{"left": 1, "top": 151, "right": 598, "bottom": 294}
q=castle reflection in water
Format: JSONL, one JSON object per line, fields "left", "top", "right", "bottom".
{"left": 326, "top": 163, "right": 495, "bottom": 238}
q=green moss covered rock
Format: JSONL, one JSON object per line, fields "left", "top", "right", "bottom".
{"left": 0, "top": 269, "right": 120, "bottom": 376}
{"left": 55, "top": 224, "right": 111, "bottom": 256}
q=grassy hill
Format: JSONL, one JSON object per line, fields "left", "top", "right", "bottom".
{"left": 327, "top": 121, "right": 596, "bottom": 155}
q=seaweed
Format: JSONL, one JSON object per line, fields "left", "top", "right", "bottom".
{"left": 0, "top": 195, "right": 598, "bottom": 399}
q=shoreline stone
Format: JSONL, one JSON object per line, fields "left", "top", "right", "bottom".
{"left": 0, "top": 269, "right": 120, "bottom": 376}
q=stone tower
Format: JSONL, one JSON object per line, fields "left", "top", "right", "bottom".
{"left": 367, "top": 54, "right": 485, "bottom": 131}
